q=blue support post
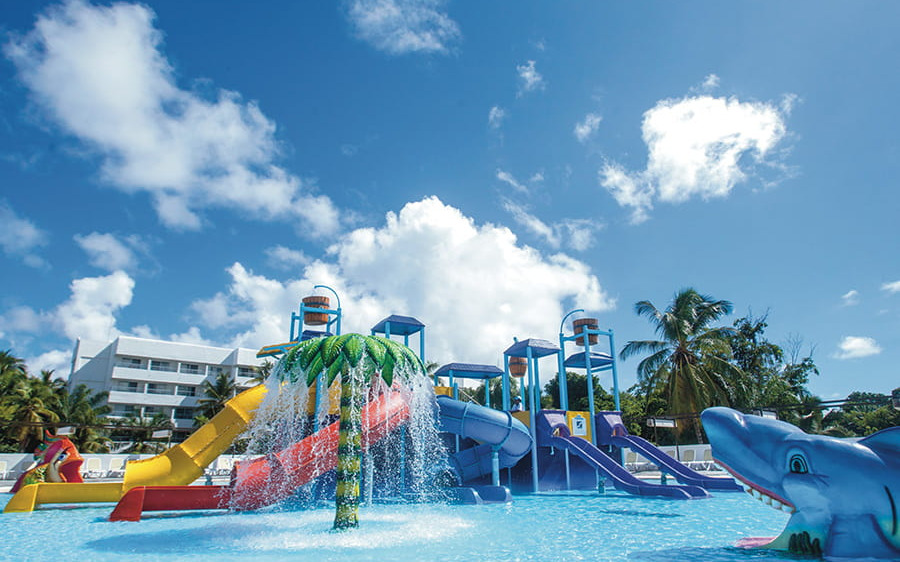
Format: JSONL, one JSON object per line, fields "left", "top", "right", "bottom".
{"left": 501, "top": 356, "right": 510, "bottom": 411}
{"left": 491, "top": 446, "right": 500, "bottom": 486}
{"left": 527, "top": 346, "right": 539, "bottom": 493}
{"left": 609, "top": 329, "right": 621, "bottom": 411}
{"left": 580, "top": 324, "right": 599, "bottom": 447}
{"left": 558, "top": 309, "right": 582, "bottom": 411}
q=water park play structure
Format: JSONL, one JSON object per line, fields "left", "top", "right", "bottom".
{"left": 703, "top": 407, "right": 900, "bottom": 559}
{"left": 5, "top": 287, "right": 740, "bottom": 524}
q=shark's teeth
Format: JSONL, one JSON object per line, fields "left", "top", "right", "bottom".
{"left": 770, "top": 498, "right": 782, "bottom": 509}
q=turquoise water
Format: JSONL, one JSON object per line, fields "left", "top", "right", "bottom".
{"left": 0, "top": 489, "right": 793, "bottom": 561}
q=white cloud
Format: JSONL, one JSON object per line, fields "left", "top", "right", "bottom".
{"left": 6, "top": 0, "right": 340, "bottom": 236}
{"left": 346, "top": 0, "right": 460, "bottom": 55}
{"left": 600, "top": 93, "right": 789, "bottom": 223}
{"left": 265, "top": 245, "right": 311, "bottom": 270}
{"left": 496, "top": 169, "right": 529, "bottom": 194}
{"left": 55, "top": 270, "right": 135, "bottom": 341}
{"left": 502, "top": 199, "right": 600, "bottom": 252}
{"left": 516, "top": 60, "right": 545, "bottom": 96}
{"left": 488, "top": 105, "right": 506, "bottom": 130}
{"left": 74, "top": 232, "right": 143, "bottom": 272}
{"left": 833, "top": 336, "right": 882, "bottom": 360}
{"left": 0, "top": 201, "right": 48, "bottom": 267}
{"left": 881, "top": 280, "right": 900, "bottom": 294}
{"left": 695, "top": 74, "right": 720, "bottom": 93}
{"left": 189, "top": 197, "right": 614, "bottom": 365}
{"left": 574, "top": 113, "right": 602, "bottom": 143}
{"left": 840, "top": 289, "right": 859, "bottom": 306}
{"left": 28, "top": 349, "right": 72, "bottom": 377}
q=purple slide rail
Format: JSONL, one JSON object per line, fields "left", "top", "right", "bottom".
{"left": 611, "top": 434, "right": 741, "bottom": 491}
{"left": 595, "top": 411, "right": 741, "bottom": 492}
{"left": 436, "top": 395, "right": 532, "bottom": 483}
{"left": 540, "top": 411, "right": 709, "bottom": 499}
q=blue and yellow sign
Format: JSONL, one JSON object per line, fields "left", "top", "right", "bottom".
{"left": 566, "top": 411, "right": 592, "bottom": 442}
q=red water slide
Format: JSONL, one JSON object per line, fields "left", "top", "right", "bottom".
{"left": 109, "top": 392, "right": 410, "bottom": 521}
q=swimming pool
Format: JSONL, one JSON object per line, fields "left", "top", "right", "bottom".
{"left": 1, "top": 489, "right": 791, "bottom": 561}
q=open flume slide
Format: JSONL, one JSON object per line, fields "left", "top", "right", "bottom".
{"left": 593, "top": 411, "right": 740, "bottom": 492}
{"left": 4, "top": 385, "right": 267, "bottom": 513}
{"left": 539, "top": 411, "right": 709, "bottom": 499}
{"left": 609, "top": 433, "right": 740, "bottom": 491}
{"left": 109, "top": 392, "right": 410, "bottom": 521}
{"left": 436, "top": 395, "right": 532, "bottom": 483}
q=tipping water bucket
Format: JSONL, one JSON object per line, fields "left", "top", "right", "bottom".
{"left": 301, "top": 296, "right": 330, "bottom": 325}
{"left": 573, "top": 317, "right": 599, "bottom": 346}
{"left": 509, "top": 356, "right": 527, "bottom": 377}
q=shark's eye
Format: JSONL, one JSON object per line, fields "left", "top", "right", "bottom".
{"left": 789, "top": 454, "right": 808, "bottom": 474}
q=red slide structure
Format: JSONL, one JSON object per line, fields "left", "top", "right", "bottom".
{"left": 109, "top": 392, "right": 410, "bottom": 521}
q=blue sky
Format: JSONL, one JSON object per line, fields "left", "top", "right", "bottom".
{"left": 1, "top": 0, "right": 898, "bottom": 401}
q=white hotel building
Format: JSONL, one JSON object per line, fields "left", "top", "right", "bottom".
{"left": 68, "top": 336, "right": 264, "bottom": 439}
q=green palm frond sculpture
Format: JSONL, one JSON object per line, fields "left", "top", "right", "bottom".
{"left": 276, "top": 333, "right": 424, "bottom": 531}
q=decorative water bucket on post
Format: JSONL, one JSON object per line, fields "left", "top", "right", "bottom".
{"left": 301, "top": 296, "right": 330, "bottom": 325}
{"left": 509, "top": 356, "right": 527, "bottom": 377}
{"left": 573, "top": 318, "right": 599, "bottom": 346}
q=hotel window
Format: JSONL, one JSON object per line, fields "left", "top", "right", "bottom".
{"left": 238, "top": 366, "right": 256, "bottom": 377}
{"left": 113, "top": 380, "right": 141, "bottom": 393}
{"left": 117, "top": 357, "right": 143, "bottom": 369}
{"left": 146, "top": 383, "right": 174, "bottom": 395}
{"left": 150, "top": 360, "right": 176, "bottom": 372}
{"left": 179, "top": 363, "right": 201, "bottom": 375}
{"left": 176, "top": 385, "right": 196, "bottom": 397}
{"left": 174, "top": 407, "right": 194, "bottom": 420}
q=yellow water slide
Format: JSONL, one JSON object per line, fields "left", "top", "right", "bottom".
{"left": 4, "top": 384, "right": 267, "bottom": 513}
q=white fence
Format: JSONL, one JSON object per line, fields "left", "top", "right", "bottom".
{"left": 0, "top": 453, "right": 245, "bottom": 481}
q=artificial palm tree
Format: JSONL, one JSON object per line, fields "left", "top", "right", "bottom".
{"left": 277, "top": 333, "right": 423, "bottom": 531}
{"left": 621, "top": 288, "right": 743, "bottom": 443}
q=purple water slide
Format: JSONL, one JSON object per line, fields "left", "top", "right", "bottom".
{"left": 612, "top": 434, "right": 741, "bottom": 491}
{"left": 436, "top": 395, "right": 532, "bottom": 483}
{"left": 540, "top": 411, "right": 709, "bottom": 499}
{"left": 594, "top": 411, "right": 741, "bottom": 492}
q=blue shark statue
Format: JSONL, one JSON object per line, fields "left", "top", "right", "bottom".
{"left": 701, "top": 407, "right": 900, "bottom": 559}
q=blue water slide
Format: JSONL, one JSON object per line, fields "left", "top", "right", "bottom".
{"left": 594, "top": 411, "right": 741, "bottom": 492}
{"left": 436, "top": 395, "right": 532, "bottom": 483}
{"left": 539, "top": 411, "right": 709, "bottom": 499}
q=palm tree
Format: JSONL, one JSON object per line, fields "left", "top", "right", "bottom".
{"left": 278, "top": 333, "right": 423, "bottom": 531}
{"left": 4, "top": 378, "right": 60, "bottom": 451}
{"left": 196, "top": 371, "right": 237, "bottom": 420}
{"left": 54, "top": 384, "right": 111, "bottom": 453}
{"left": 115, "top": 412, "right": 174, "bottom": 454}
{"left": 621, "top": 288, "right": 743, "bottom": 443}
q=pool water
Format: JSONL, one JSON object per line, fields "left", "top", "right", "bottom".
{"left": 0, "top": 490, "right": 792, "bottom": 561}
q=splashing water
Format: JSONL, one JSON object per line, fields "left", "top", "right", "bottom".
{"left": 225, "top": 353, "right": 449, "bottom": 512}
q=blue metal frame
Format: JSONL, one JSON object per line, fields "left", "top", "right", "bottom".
{"left": 558, "top": 310, "right": 621, "bottom": 446}
{"left": 370, "top": 314, "right": 426, "bottom": 363}
{"left": 503, "top": 338, "right": 561, "bottom": 493}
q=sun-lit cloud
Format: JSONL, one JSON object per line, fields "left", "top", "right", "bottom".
{"left": 188, "top": 197, "right": 614, "bottom": 366}
{"left": 881, "top": 280, "right": 900, "bottom": 294}
{"left": 574, "top": 113, "right": 602, "bottom": 143}
{"left": 501, "top": 199, "right": 601, "bottom": 252}
{"left": 74, "top": 232, "right": 146, "bottom": 272}
{"left": 516, "top": 60, "right": 545, "bottom": 96}
{"left": 599, "top": 92, "right": 790, "bottom": 224}
{"left": 0, "top": 201, "right": 48, "bottom": 268}
{"left": 488, "top": 105, "right": 507, "bottom": 130}
{"left": 265, "top": 245, "right": 311, "bottom": 271}
{"left": 840, "top": 289, "right": 859, "bottom": 306}
{"left": 346, "top": 0, "right": 460, "bottom": 55}
{"left": 833, "top": 336, "right": 882, "bottom": 360}
{"left": 496, "top": 169, "right": 529, "bottom": 194}
{"left": 6, "top": 0, "right": 340, "bottom": 236}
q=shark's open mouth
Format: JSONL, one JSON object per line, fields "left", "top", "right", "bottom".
{"left": 714, "top": 458, "right": 795, "bottom": 513}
